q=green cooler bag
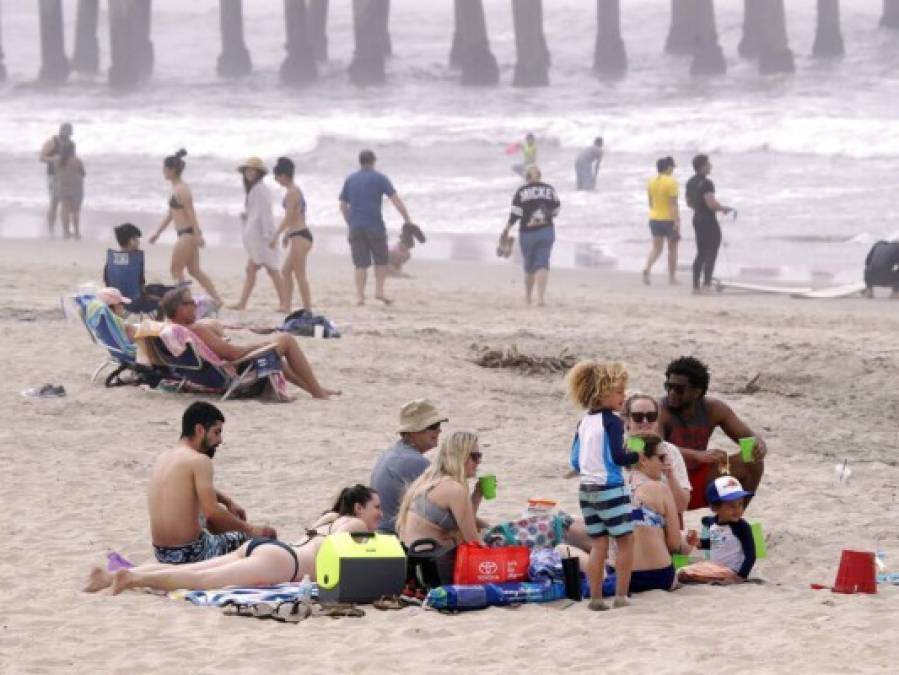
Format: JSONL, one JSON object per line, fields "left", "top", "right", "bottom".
{"left": 316, "top": 532, "right": 407, "bottom": 604}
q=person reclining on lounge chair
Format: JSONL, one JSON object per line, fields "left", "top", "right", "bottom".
{"left": 86, "top": 287, "right": 137, "bottom": 356}
{"left": 104, "top": 223, "right": 172, "bottom": 315}
{"left": 160, "top": 287, "right": 340, "bottom": 400}
{"left": 84, "top": 484, "right": 382, "bottom": 594}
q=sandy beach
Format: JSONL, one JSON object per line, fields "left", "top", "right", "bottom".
{"left": 0, "top": 235, "right": 897, "bottom": 674}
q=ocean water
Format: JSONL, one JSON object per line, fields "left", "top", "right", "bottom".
{"left": 2, "top": 0, "right": 899, "bottom": 281}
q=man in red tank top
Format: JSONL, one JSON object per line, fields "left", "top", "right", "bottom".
{"left": 658, "top": 356, "right": 767, "bottom": 510}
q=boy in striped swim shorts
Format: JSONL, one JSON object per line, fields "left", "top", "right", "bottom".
{"left": 567, "top": 361, "right": 640, "bottom": 610}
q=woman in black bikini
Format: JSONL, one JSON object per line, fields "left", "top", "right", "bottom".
{"left": 148, "top": 149, "right": 223, "bottom": 307}
{"left": 84, "top": 485, "right": 382, "bottom": 595}
{"left": 272, "top": 157, "right": 314, "bottom": 312}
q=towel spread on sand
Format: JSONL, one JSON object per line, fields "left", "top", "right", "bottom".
{"left": 172, "top": 583, "right": 318, "bottom": 607}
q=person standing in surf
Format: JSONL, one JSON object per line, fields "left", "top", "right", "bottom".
{"left": 149, "top": 149, "right": 224, "bottom": 308}
{"left": 272, "top": 157, "right": 314, "bottom": 313}
{"left": 511, "top": 132, "right": 538, "bottom": 178}
{"left": 643, "top": 157, "right": 681, "bottom": 286}
{"left": 686, "top": 154, "right": 733, "bottom": 294}
{"left": 229, "top": 157, "right": 288, "bottom": 312}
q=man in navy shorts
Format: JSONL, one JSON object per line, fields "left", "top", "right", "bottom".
{"left": 339, "top": 149, "right": 416, "bottom": 305}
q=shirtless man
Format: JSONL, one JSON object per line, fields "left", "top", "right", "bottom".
{"left": 39, "top": 122, "right": 73, "bottom": 235}
{"left": 658, "top": 356, "right": 767, "bottom": 510}
{"left": 150, "top": 402, "right": 276, "bottom": 564}
{"left": 159, "top": 286, "right": 340, "bottom": 399}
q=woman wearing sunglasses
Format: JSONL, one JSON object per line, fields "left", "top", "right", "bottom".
{"left": 396, "top": 431, "right": 485, "bottom": 550}
{"left": 624, "top": 394, "right": 691, "bottom": 514}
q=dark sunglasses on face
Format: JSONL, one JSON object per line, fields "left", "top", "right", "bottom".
{"left": 425, "top": 422, "right": 442, "bottom": 431}
{"left": 629, "top": 411, "right": 658, "bottom": 424}
{"left": 469, "top": 451, "right": 483, "bottom": 463}
{"left": 664, "top": 382, "right": 688, "bottom": 395}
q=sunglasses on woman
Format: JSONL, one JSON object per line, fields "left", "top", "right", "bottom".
{"left": 469, "top": 451, "right": 483, "bottom": 463}
{"left": 629, "top": 411, "right": 658, "bottom": 423}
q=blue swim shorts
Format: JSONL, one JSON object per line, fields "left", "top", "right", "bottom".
{"left": 579, "top": 483, "right": 634, "bottom": 538}
{"left": 519, "top": 226, "right": 555, "bottom": 274}
{"left": 649, "top": 219, "right": 679, "bottom": 241}
{"left": 153, "top": 529, "right": 248, "bottom": 564}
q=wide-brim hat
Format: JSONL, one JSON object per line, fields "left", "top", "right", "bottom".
{"left": 96, "top": 287, "right": 131, "bottom": 306}
{"left": 238, "top": 157, "right": 268, "bottom": 174}
{"left": 398, "top": 399, "right": 448, "bottom": 433}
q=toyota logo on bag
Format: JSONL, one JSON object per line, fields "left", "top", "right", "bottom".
{"left": 478, "top": 561, "right": 499, "bottom": 575}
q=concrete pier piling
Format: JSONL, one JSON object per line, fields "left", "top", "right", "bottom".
{"left": 217, "top": 0, "right": 252, "bottom": 77}
{"left": 450, "top": 0, "right": 499, "bottom": 85}
{"left": 881, "top": 0, "right": 899, "bottom": 28}
{"left": 593, "top": 0, "right": 627, "bottom": 79}
{"left": 307, "top": 0, "right": 328, "bottom": 62}
{"left": 38, "top": 0, "right": 70, "bottom": 85}
{"left": 758, "top": 0, "right": 795, "bottom": 74}
{"left": 349, "top": 0, "right": 389, "bottom": 85}
{"left": 281, "top": 0, "right": 317, "bottom": 85}
{"left": 512, "top": 0, "right": 550, "bottom": 87}
{"left": 689, "top": 0, "right": 726, "bottom": 76}
{"left": 108, "top": 0, "right": 153, "bottom": 89}
{"left": 71, "top": 0, "right": 99, "bottom": 75}
{"left": 813, "top": 0, "right": 844, "bottom": 59}
{"left": 738, "top": 0, "right": 764, "bottom": 59}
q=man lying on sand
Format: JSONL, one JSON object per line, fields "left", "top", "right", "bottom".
{"left": 148, "top": 402, "right": 276, "bottom": 564}
{"left": 160, "top": 287, "right": 340, "bottom": 399}
{"left": 659, "top": 356, "right": 767, "bottom": 510}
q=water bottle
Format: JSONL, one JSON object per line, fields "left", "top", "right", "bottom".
{"left": 298, "top": 574, "right": 313, "bottom": 602}
{"left": 699, "top": 521, "right": 710, "bottom": 560}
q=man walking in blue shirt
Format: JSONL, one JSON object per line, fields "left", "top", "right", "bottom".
{"left": 339, "top": 150, "right": 415, "bottom": 305}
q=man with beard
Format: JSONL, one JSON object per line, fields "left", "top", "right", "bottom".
{"left": 658, "top": 356, "right": 767, "bottom": 510}
{"left": 148, "top": 402, "right": 276, "bottom": 564}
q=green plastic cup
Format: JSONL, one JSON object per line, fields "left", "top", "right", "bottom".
{"left": 627, "top": 437, "right": 646, "bottom": 453}
{"left": 751, "top": 521, "right": 767, "bottom": 559}
{"left": 739, "top": 437, "right": 756, "bottom": 463}
{"left": 672, "top": 553, "right": 691, "bottom": 570}
{"left": 478, "top": 474, "right": 497, "bottom": 500}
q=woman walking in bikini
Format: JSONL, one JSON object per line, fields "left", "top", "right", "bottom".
{"left": 272, "top": 156, "right": 314, "bottom": 312}
{"left": 149, "top": 149, "right": 224, "bottom": 307}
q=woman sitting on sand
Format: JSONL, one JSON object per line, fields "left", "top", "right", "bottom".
{"left": 565, "top": 433, "right": 691, "bottom": 594}
{"left": 395, "top": 431, "right": 484, "bottom": 550}
{"left": 148, "top": 149, "right": 224, "bottom": 307}
{"left": 85, "top": 485, "right": 381, "bottom": 595}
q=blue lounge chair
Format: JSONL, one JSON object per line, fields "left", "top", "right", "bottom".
{"left": 73, "top": 295, "right": 167, "bottom": 387}
{"left": 145, "top": 335, "right": 283, "bottom": 401}
{"left": 103, "top": 249, "right": 171, "bottom": 315}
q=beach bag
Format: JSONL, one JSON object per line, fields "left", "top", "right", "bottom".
{"left": 482, "top": 511, "right": 573, "bottom": 549}
{"left": 453, "top": 543, "right": 529, "bottom": 585}
{"left": 280, "top": 309, "right": 341, "bottom": 338}
{"left": 405, "top": 539, "right": 456, "bottom": 590}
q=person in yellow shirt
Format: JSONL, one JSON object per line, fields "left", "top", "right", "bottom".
{"left": 643, "top": 157, "right": 681, "bottom": 285}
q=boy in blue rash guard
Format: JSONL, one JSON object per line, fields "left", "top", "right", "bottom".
{"left": 567, "top": 361, "right": 640, "bottom": 610}
{"left": 679, "top": 476, "right": 756, "bottom": 583}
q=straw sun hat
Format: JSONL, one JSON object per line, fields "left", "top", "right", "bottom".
{"left": 397, "top": 399, "right": 448, "bottom": 433}
{"left": 237, "top": 157, "right": 268, "bottom": 174}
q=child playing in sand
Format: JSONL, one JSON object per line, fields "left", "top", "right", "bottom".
{"left": 567, "top": 360, "right": 640, "bottom": 610}
{"left": 387, "top": 222, "right": 426, "bottom": 277}
{"left": 678, "top": 476, "right": 756, "bottom": 584}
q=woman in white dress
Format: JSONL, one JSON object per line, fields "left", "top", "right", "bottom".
{"left": 229, "top": 157, "right": 288, "bottom": 312}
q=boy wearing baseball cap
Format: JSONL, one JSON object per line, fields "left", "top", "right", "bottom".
{"left": 678, "top": 476, "right": 757, "bottom": 584}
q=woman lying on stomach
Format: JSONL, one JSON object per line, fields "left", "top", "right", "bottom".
{"left": 84, "top": 485, "right": 381, "bottom": 595}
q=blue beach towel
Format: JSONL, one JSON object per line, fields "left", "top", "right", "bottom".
{"left": 177, "top": 583, "right": 319, "bottom": 607}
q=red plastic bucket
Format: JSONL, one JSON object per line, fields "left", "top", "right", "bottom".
{"left": 832, "top": 550, "right": 876, "bottom": 594}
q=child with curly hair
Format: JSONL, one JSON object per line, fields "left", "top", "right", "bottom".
{"left": 567, "top": 360, "right": 639, "bottom": 610}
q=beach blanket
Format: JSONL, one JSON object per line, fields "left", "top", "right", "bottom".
{"left": 172, "top": 583, "right": 319, "bottom": 607}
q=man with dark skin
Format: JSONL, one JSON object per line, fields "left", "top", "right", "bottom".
{"left": 149, "top": 402, "right": 276, "bottom": 564}
{"left": 658, "top": 356, "right": 767, "bottom": 510}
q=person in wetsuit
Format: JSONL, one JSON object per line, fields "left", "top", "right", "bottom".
{"left": 658, "top": 356, "right": 767, "bottom": 510}
{"left": 148, "top": 149, "right": 224, "bottom": 307}
{"left": 686, "top": 154, "right": 733, "bottom": 294}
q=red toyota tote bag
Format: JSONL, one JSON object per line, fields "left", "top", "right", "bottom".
{"left": 453, "top": 543, "right": 530, "bottom": 585}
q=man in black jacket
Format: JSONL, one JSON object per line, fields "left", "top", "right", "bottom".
{"left": 862, "top": 239, "right": 899, "bottom": 299}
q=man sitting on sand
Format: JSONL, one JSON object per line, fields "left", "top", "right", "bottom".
{"left": 658, "top": 356, "right": 767, "bottom": 510}
{"left": 150, "top": 402, "right": 276, "bottom": 564}
{"left": 370, "top": 399, "right": 447, "bottom": 533}
{"left": 160, "top": 286, "right": 340, "bottom": 399}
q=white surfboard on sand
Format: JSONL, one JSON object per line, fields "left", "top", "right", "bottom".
{"left": 715, "top": 280, "right": 813, "bottom": 295}
{"left": 791, "top": 282, "right": 867, "bottom": 299}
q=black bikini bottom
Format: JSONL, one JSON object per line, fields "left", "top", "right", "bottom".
{"left": 177, "top": 228, "right": 195, "bottom": 237}
{"left": 287, "top": 229, "right": 313, "bottom": 243}
{"left": 246, "top": 537, "right": 299, "bottom": 581}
